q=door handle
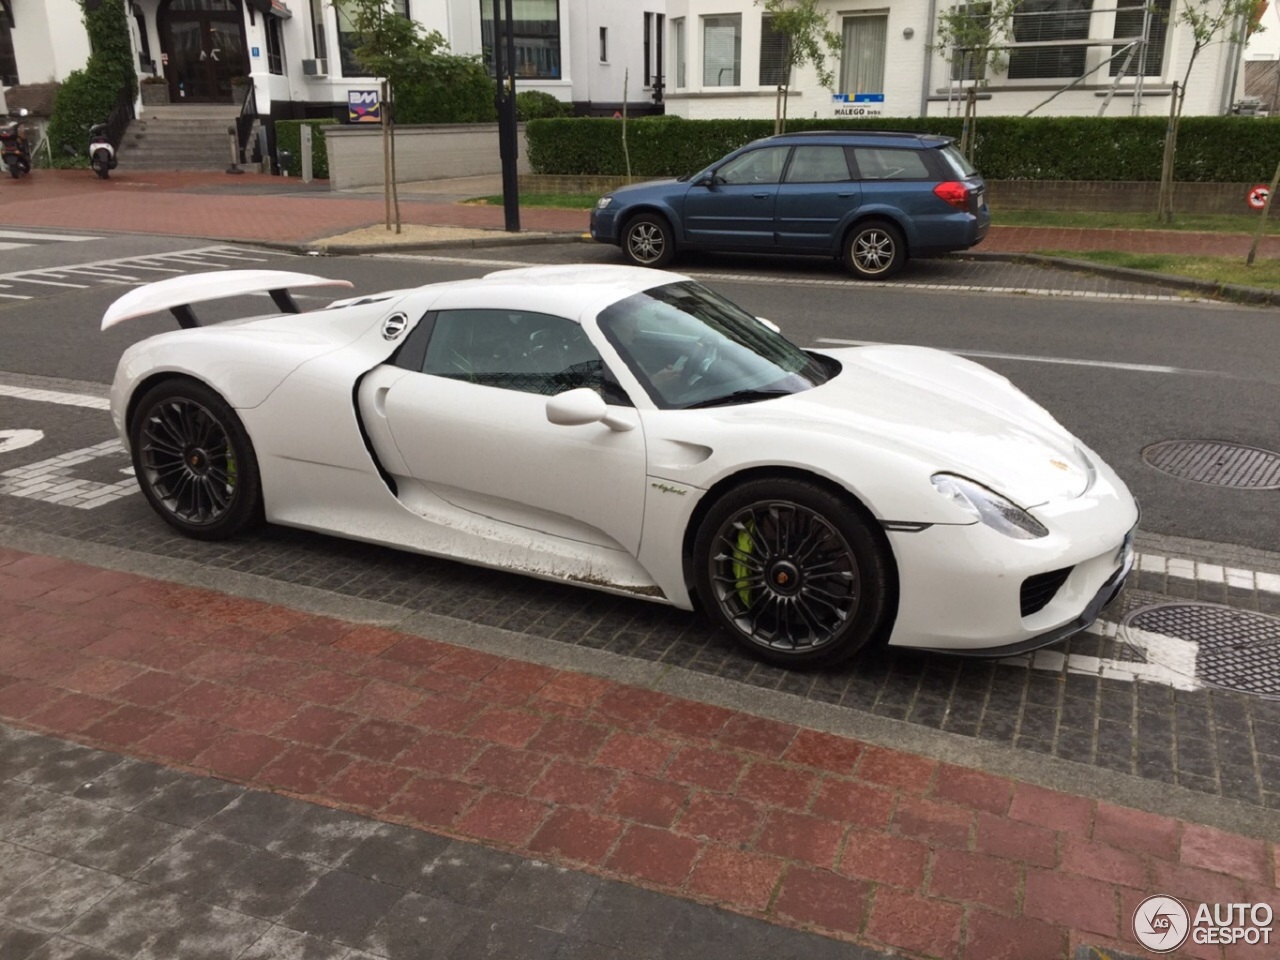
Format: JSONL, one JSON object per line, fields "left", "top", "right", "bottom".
{"left": 373, "top": 386, "right": 390, "bottom": 416}
{"left": 838, "top": 192, "right": 856, "bottom": 198}
{"left": 753, "top": 192, "right": 769, "bottom": 199}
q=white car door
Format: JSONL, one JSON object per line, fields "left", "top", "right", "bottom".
{"left": 370, "top": 307, "right": 648, "bottom": 554}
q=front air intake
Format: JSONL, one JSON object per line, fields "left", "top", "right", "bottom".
{"left": 1020, "top": 567, "right": 1073, "bottom": 617}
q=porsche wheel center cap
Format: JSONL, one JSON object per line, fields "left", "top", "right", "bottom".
{"left": 768, "top": 560, "right": 801, "bottom": 595}
{"left": 185, "top": 448, "right": 209, "bottom": 474}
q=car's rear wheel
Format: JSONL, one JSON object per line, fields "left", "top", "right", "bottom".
{"left": 621, "top": 213, "right": 675, "bottom": 268}
{"left": 693, "top": 478, "right": 892, "bottom": 668}
{"left": 129, "top": 379, "right": 263, "bottom": 541}
{"left": 843, "top": 220, "right": 905, "bottom": 280}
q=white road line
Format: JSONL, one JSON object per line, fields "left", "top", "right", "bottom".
{"left": 117, "top": 263, "right": 186, "bottom": 273}
{"left": 815, "top": 338, "right": 1226, "bottom": 378}
{"left": 0, "top": 245, "right": 254, "bottom": 282}
{"left": 0, "top": 243, "right": 30, "bottom": 251}
{"left": 0, "top": 292, "right": 32, "bottom": 300}
{"left": 13, "top": 277, "right": 89, "bottom": 288}
{"left": 1135, "top": 552, "right": 1280, "bottom": 595}
{"left": 0, "top": 383, "right": 110, "bottom": 409}
{"left": 0, "top": 230, "right": 98, "bottom": 242}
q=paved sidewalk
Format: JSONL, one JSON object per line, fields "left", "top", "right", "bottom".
{"left": 4, "top": 169, "right": 1280, "bottom": 261}
{"left": 1, "top": 545, "right": 1277, "bottom": 960}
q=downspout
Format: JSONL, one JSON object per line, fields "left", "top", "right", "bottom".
{"left": 921, "top": 0, "right": 939, "bottom": 116}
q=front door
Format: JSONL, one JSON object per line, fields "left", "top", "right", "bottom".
{"left": 682, "top": 145, "right": 790, "bottom": 248}
{"left": 160, "top": 0, "right": 248, "bottom": 103}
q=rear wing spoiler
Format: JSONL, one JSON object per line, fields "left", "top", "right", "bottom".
{"left": 101, "top": 269, "right": 355, "bottom": 331}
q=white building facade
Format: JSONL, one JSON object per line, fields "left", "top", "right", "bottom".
{"left": 663, "top": 0, "right": 1249, "bottom": 120}
{"left": 0, "top": 0, "right": 666, "bottom": 119}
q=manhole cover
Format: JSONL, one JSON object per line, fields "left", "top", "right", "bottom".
{"left": 1142, "top": 440, "right": 1280, "bottom": 488}
{"left": 1123, "top": 602, "right": 1280, "bottom": 698}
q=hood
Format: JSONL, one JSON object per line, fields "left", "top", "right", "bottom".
{"left": 742, "top": 345, "right": 1091, "bottom": 507}
{"left": 606, "top": 178, "right": 683, "bottom": 200}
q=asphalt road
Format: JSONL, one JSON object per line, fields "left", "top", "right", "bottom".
{"left": 2, "top": 233, "right": 1275, "bottom": 552}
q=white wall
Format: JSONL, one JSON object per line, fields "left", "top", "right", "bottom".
{"left": 666, "top": 0, "right": 1243, "bottom": 120}
{"left": 11, "top": 0, "right": 91, "bottom": 85}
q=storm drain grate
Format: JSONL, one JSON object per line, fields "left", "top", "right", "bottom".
{"left": 1123, "top": 602, "right": 1280, "bottom": 698}
{"left": 1142, "top": 440, "right": 1280, "bottom": 489}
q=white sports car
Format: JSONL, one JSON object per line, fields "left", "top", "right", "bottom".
{"left": 103, "top": 264, "right": 1137, "bottom": 668}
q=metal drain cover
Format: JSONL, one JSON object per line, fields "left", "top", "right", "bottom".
{"left": 1123, "top": 602, "right": 1280, "bottom": 698}
{"left": 1142, "top": 440, "right": 1280, "bottom": 488}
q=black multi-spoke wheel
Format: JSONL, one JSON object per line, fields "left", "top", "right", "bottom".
{"left": 129, "top": 379, "right": 262, "bottom": 540}
{"left": 621, "top": 213, "right": 675, "bottom": 268}
{"left": 694, "top": 479, "right": 893, "bottom": 668}
{"left": 843, "top": 219, "right": 905, "bottom": 280}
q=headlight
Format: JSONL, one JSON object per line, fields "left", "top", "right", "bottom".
{"left": 595, "top": 196, "right": 613, "bottom": 210}
{"left": 930, "top": 473, "right": 1049, "bottom": 540}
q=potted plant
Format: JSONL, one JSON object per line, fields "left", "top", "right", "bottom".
{"left": 141, "top": 75, "right": 169, "bottom": 106}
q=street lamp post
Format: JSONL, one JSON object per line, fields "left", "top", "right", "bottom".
{"left": 492, "top": 0, "right": 520, "bottom": 232}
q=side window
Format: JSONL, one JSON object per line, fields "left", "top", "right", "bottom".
{"left": 784, "top": 145, "right": 852, "bottom": 183}
{"left": 852, "top": 148, "right": 931, "bottom": 180}
{"left": 717, "top": 146, "right": 790, "bottom": 185}
{"left": 422, "top": 310, "right": 629, "bottom": 403}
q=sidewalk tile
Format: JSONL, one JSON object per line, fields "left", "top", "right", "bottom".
{"left": 963, "top": 910, "right": 1067, "bottom": 960}
{"left": 865, "top": 889, "right": 963, "bottom": 958}
{"left": 194, "top": 732, "right": 287, "bottom": 780}
{"left": 336, "top": 720, "right": 420, "bottom": 764}
{"left": 755, "top": 810, "right": 846, "bottom": 869}
{"left": 606, "top": 824, "right": 702, "bottom": 888}
{"left": 686, "top": 846, "right": 783, "bottom": 910}
{"left": 386, "top": 777, "right": 482, "bottom": 828}
{"left": 1010, "top": 782, "right": 1096, "bottom": 835}
{"left": 654, "top": 700, "right": 735, "bottom": 740}
{"left": 466, "top": 706, "right": 545, "bottom": 747}
{"left": 1093, "top": 801, "right": 1182, "bottom": 859}
{"left": 932, "top": 848, "right": 1022, "bottom": 913}
{"left": 857, "top": 746, "right": 936, "bottom": 791}
{"left": 463, "top": 744, "right": 550, "bottom": 793}
{"left": 838, "top": 830, "right": 929, "bottom": 888}
{"left": 674, "top": 793, "right": 763, "bottom": 844}
{"left": 665, "top": 745, "right": 745, "bottom": 792}
{"left": 327, "top": 760, "right": 414, "bottom": 812}
{"left": 594, "top": 731, "right": 672, "bottom": 775}
{"left": 528, "top": 808, "right": 625, "bottom": 865}
{"left": 601, "top": 774, "right": 688, "bottom": 827}
{"left": 1023, "top": 870, "right": 1119, "bottom": 938}
{"left": 530, "top": 760, "right": 618, "bottom": 807}
{"left": 716, "top": 714, "right": 798, "bottom": 758}
{"left": 975, "top": 810, "right": 1060, "bottom": 867}
{"left": 257, "top": 744, "right": 347, "bottom": 795}
{"left": 1060, "top": 835, "right": 1149, "bottom": 889}
{"left": 783, "top": 729, "right": 864, "bottom": 774}
{"left": 773, "top": 866, "right": 869, "bottom": 936}
{"left": 931, "top": 763, "right": 1015, "bottom": 815}
{"left": 893, "top": 796, "right": 975, "bottom": 848}
{"left": 1180, "top": 823, "right": 1273, "bottom": 884}
{"left": 455, "top": 791, "right": 552, "bottom": 845}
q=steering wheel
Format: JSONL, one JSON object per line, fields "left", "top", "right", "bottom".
{"left": 680, "top": 338, "right": 719, "bottom": 391}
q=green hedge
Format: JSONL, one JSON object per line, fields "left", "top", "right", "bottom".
{"left": 47, "top": 0, "right": 135, "bottom": 169}
{"left": 526, "top": 115, "right": 1280, "bottom": 182}
{"left": 275, "top": 119, "right": 336, "bottom": 178}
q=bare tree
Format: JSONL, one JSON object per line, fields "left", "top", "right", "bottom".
{"left": 756, "top": 0, "right": 843, "bottom": 135}
{"left": 1157, "top": 0, "right": 1261, "bottom": 223}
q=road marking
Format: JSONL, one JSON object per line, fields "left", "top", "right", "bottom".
{"left": 0, "top": 292, "right": 31, "bottom": 300}
{"left": 0, "top": 243, "right": 29, "bottom": 252}
{"left": 1136, "top": 552, "right": 1280, "bottom": 595}
{"left": 13, "top": 277, "right": 89, "bottom": 288}
{"left": 0, "top": 230, "right": 98, "bottom": 242}
{"left": 0, "top": 439, "right": 136, "bottom": 509}
{"left": 0, "top": 383, "right": 110, "bottom": 410}
{"left": 1004, "top": 620, "right": 1203, "bottom": 691}
{"left": 0, "top": 246, "right": 268, "bottom": 283}
{"left": 815, "top": 338, "right": 1230, "bottom": 378}
{"left": 0, "top": 429, "right": 43, "bottom": 454}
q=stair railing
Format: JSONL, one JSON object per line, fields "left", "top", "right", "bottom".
{"left": 104, "top": 82, "right": 135, "bottom": 149}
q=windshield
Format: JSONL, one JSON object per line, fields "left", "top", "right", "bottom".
{"left": 597, "top": 281, "right": 832, "bottom": 409}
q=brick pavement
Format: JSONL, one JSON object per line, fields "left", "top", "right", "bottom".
{"left": 1, "top": 546, "right": 1277, "bottom": 960}
{"left": 5, "top": 169, "right": 1280, "bottom": 259}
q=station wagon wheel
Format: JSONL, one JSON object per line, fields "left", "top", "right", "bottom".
{"left": 129, "top": 379, "right": 263, "bottom": 541}
{"left": 843, "top": 220, "right": 905, "bottom": 281}
{"left": 693, "top": 478, "right": 892, "bottom": 668}
{"left": 621, "top": 213, "right": 675, "bottom": 268}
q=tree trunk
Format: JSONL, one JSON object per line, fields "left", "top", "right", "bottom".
{"left": 1156, "top": 82, "right": 1179, "bottom": 224}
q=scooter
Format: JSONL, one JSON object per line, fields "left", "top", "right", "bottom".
{"left": 88, "top": 122, "right": 117, "bottom": 179}
{"left": 1, "top": 108, "right": 31, "bottom": 180}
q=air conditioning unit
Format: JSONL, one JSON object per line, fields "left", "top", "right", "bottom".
{"left": 302, "top": 59, "right": 328, "bottom": 77}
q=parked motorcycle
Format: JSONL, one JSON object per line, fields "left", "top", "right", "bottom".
{"left": 1, "top": 108, "right": 31, "bottom": 180}
{"left": 87, "top": 122, "right": 117, "bottom": 179}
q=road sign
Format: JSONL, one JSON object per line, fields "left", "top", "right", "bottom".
{"left": 1248, "top": 184, "right": 1271, "bottom": 210}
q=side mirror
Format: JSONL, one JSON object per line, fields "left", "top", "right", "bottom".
{"left": 693, "top": 174, "right": 717, "bottom": 187}
{"left": 546, "top": 388, "right": 634, "bottom": 432}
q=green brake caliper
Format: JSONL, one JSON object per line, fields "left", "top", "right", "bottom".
{"left": 732, "top": 523, "right": 755, "bottom": 607}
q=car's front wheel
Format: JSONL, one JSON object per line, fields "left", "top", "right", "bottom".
{"left": 693, "top": 478, "right": 893, "bottom": 668}
{"left": 621, "top": 213, "right": 675, "bottom": 268}
{"left": 843, "top": 220, "right": 905, "bottom": 280}
{"left": 129, "top": 379, "right": 263, "bottom": 541}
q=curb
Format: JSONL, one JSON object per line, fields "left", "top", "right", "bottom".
{"left": 967, "top": 251, "right": 1280, "bottom": 306}
{"left": 251, "top": 231, "right": 592, "bottom": 258}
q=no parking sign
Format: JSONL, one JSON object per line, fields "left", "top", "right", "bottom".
{"left": 1248, "top": 184, "right": 1271, "bottom": 210}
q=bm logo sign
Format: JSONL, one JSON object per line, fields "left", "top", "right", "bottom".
{"left": 348, "top": 90, "right": 382, "bottom": 123}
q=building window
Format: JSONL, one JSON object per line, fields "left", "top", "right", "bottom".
{"left": 673, "top": 17, "right": 686, "bottom": 88}
{"left": 335, "top": 0, "right": 372, "bottom": 76}
{"left": 480, "top": 0, "right": 561, "bottom": 79}
{"left": 703, "top": 14, "right": 741, "bottom": 86}
{"left": 393, "top": 0, "right": 410, "bottom": 16}
{"left": 1007, "top": 0, "right": 1093, "bottom": 80}
{"left": 840, "top": 14, "right": 887, "bottom": 96}
{"left": 600, "top": 26, "right": 608, "bottom": 62}
{"left": 308, "top": 0, "right": 328, "bottom": 63}
{"left": 266, "top": 13, "right": 285, "bottom": 74}
{"left": 760, "top": 15, "right": 790, "bottom": 86}
{"left": 1111, "top": 0, "right": 1170, "bottom": 76}
{"left": 949, "top": 3, "right": 990, "bottom": 82}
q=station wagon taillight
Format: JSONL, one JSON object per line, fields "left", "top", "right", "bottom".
{"left": 933, "top": 181, "right": 971, "bottom": 210}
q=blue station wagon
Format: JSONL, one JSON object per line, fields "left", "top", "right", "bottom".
{"left": 589, "top": 130, "right": 990, "bottom": 281}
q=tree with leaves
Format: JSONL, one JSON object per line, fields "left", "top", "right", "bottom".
{"left": 755, "top": 0, "right": 843, "bottom": 135}
{"left": 1157, "top": 0, "right": 1263, "bottom": 223}
{"left": 930, "top": 0, "right": 1019, "bottom": 89}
